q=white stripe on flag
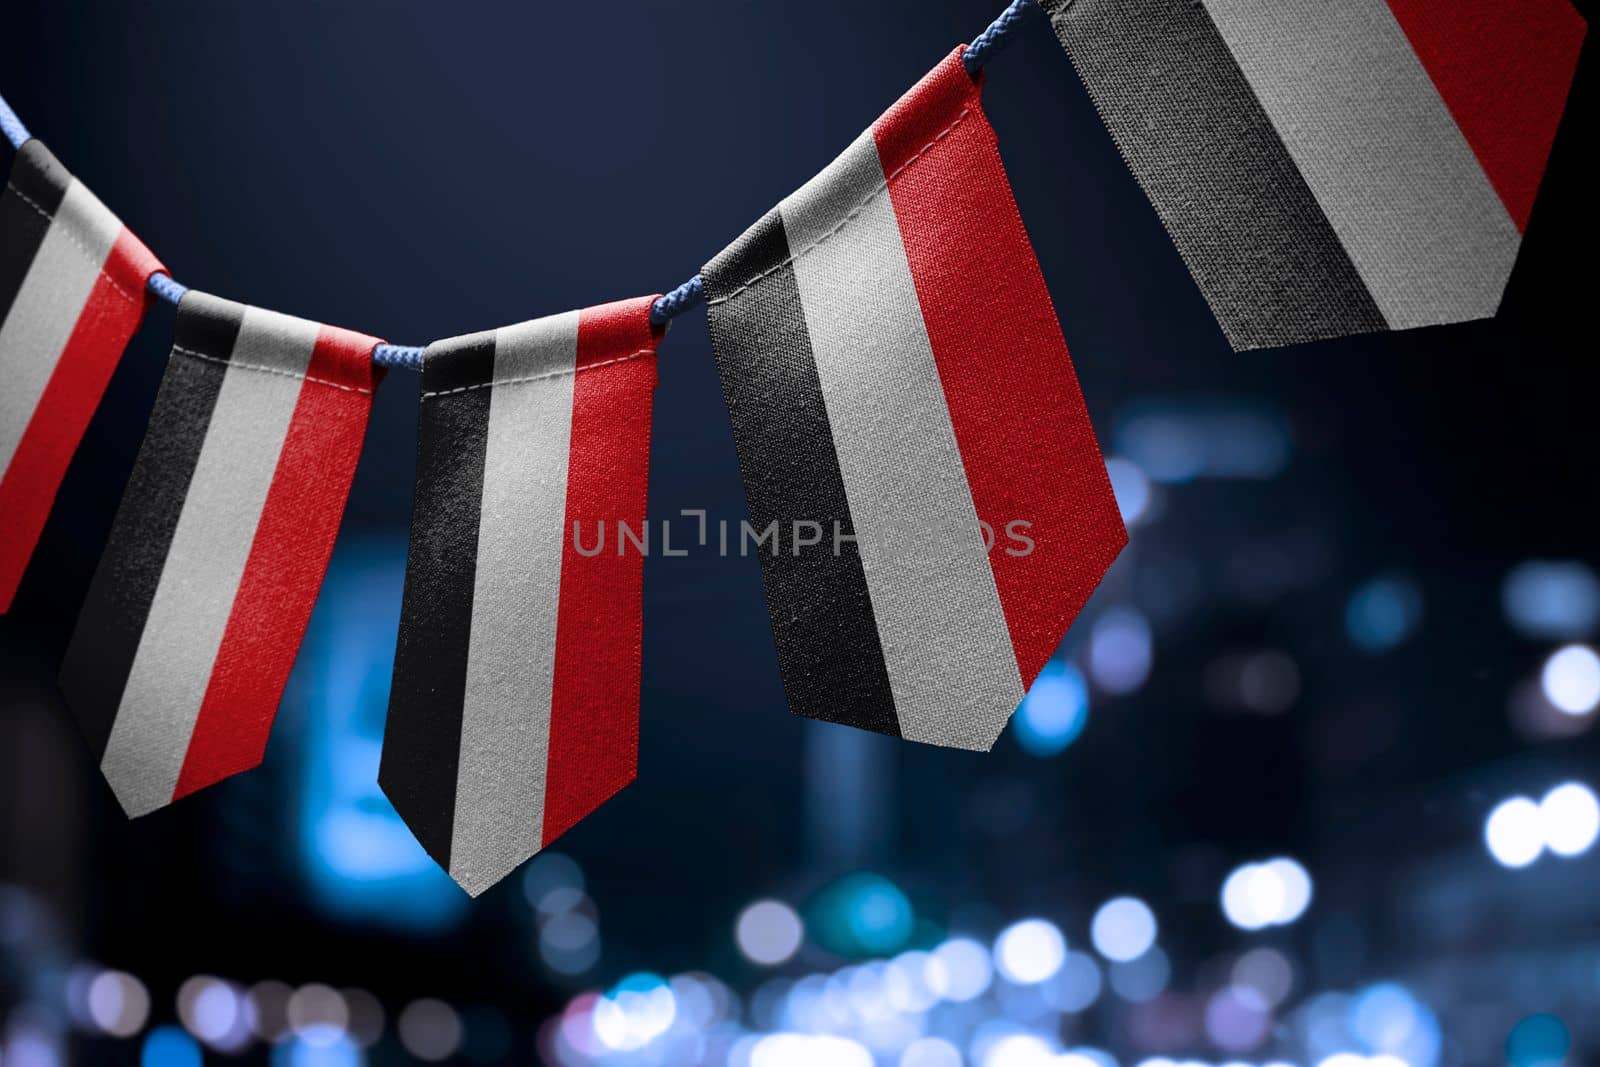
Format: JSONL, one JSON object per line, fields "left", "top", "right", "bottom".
{"left": 0, "top": 180, "right": 120, "bottom": 476}
{"left": 1202, "top": 0, "right": 1521, "bottom": 330}
{"left": 780, "top": 132, "right": 1022, "bottom": 751}
{"left": 99, "top": 308, "right": 318, "bottom": 816}
{"left": 449, "top": 312, "right": 579, "bottom": 894}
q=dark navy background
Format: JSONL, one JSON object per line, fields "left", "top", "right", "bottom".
{"left": 1, "top": 2, "right": 1596, "bottom": 1065}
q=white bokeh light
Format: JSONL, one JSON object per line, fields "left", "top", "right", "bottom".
{"left": 900, "top": 1036, "right": 963, "bottom": 1067}
{"left": 981, "top": 1033, "right": 1056, "bottom": 1067}
{"left": 1541, "top": 645, "right": 1600, "bottom": 715}
{"left": 931, "top": 938, "right": 994, "bottom": 1002}
{"left": 1221, "top": 858, "right": 1312, "bottom": 929}
{"left": 754, "top": 1033, "right": 872, "bottom": 1067}
{"left": 592, "top": 975, "right": 676, "bottom": 1053}
{"left": 1265, "top": 857, "right": 1312, "bottom": 923}
{"left": 87, "top": 971, "right": 150, "bottom": 1038}
{"left": 736, "top": 900, "right": 805, "bottom": 966}
{"left": 994, "top": 920, "right": 1067, "bottom": 985}
{"left": 1540, "top": 782, "right": 1600, "bottom": 857}
{"left": 1222, "top": 864, "right": 1267, "bottom": 931}
{"left": 1089, "top": 897, "right": 1157, "bottom": 962}
{"left": 1485, "top": 796, "right": 1545, "bottom": 868}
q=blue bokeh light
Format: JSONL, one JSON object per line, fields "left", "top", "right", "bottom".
{"left": 1348, "top": 981, "right": 1440, "bottom": 1067}
{"left": 1013, "top": 660, "right": 1089, "bottom": 757}
{"left": 1114, "top": 402, "right": 1291, "bottom": 484}
{"left": 271, "top": 1036, "right": 362, "bottom": 1067}
{"left": 1503, "top": 561, "right": 1600, "bottom": 639}
{"left": 141, "top": 1026, "right": 201, "bottom": 1067}
{"left": 1345, "top": 575, "right": 1423, "bottom": 653}
{"left": 1506, "top": 1013, "right": 1570, "bottom": 1067}
{"left": 808, "top": 873, "right": 915, "bottom": 958}
{"left": 289, "top": 537, "right": 467, "bottom": 930}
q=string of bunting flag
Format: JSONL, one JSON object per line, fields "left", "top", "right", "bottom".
{"left": 0, "top": 0, "right": 1583, "bottom": 895}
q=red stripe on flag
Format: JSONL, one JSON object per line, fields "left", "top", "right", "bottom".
{"left": 0, "top": 227, "right": 161, "bottom": 611}
{"left": 873, "top": 48, "right": 1126, "bottom": 689}
{"left": 542, "top": 297, "right": 658, "bottom": 846}
{"left": 173, "top": 326, "right": 380, "bottom": 801}
{"left": 1384, "top": 0, "right": 1585, "bottom": 232}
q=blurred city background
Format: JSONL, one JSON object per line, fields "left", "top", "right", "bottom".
{"left": 1, "top": 2, "right": 1595, "bottom": 1065}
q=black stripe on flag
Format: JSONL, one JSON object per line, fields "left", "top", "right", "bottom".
{"left": 380, "top": 332, "right": 496, "bottom": 870}
{"left": 59, "top": 294, "right": 243, "bottom": 760}
{"left": 703, "top": 210, "right": 900, "bottom": 739}
{"left": 1040, "top": 0, "right": 1386, "bottom": 350}
{"left": 0, "top": 142, "right": 72, "bottom": 330}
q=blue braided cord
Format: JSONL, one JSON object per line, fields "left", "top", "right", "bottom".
{"left": 964, "top": 0, "right": 1035, "bottom": 72}
{"left": 146, "top": 272, "right": 189, "bottom": 305}
{"left": 0, "top": 91, "right": 31, "bottom": 149}
{"left": 374, "top": 343, "right": 425, "bottom": 371}
{"left": 650, "top": 275, "right": 704, "bottom": 327}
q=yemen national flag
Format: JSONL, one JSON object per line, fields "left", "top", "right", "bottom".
{"left": 60, "top": 292, "right": 382, "bottom": 817}
{"left": 0, "top": 140, "right": 165, "bottom": 611}
{"left": 1041, "top": 0, "right": 1586, "bottom": 350}
{"left": 702, "top": 48, "right": 1126, "bottom": 752}
{"left": 381, "top": 296, "right": 659, "bottom": 895}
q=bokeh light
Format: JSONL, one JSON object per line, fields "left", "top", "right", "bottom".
{"left": 1045, "top": 951, "right": 1102, "bottom": 1013}
{"left": 1485, "top": 796, "right": 1546, "bottom": 868}
{"left": 900, "top": 1036, "right": 963, "bottom": 1067}
{"left": 1232, "top": 947, "right": 1294, "bottom": 1007}
{"left": 177, "top": 976, "right": 249, "bottom": 1052}
{"left": 1089, "top": 897, "right": 1157, "bottom": 962}
{"left": 1107, "top": 946, "right": 1169, "bottom": 1002}
{"left": 1503, "top": 561, "right": 1600, "bottom": 639}
{"left": 736, "top": 899, "right": 805, "bottom": 967}
{"left": 979, "top": 1032, "right": 1055, "bottom": 1067}
{"left": 87, "top": 970, "right": 150, "bottom": 1038}
{"left": 752, "top": 1032, "right": 873, "bottom": 1067}
{"left": 1089, "top": 608, "right": 1154, "bottom": 695}
{"left": 1507, "top": 1013, "right": 1570, "bottom": 1067}
{"left": 1205, "top": 985, "right": 1271, "bottom": 1051}
{"left": 397, "top": 999, "right": 461, "bottom": 1062}
{"left": 1538, "top": 782, "right": 1600, "bottom": 857}
{"left": 1540, "top": 645, "right": 1600, "bottom": 715}
{"left": 286, "top": 984, "right": 348, "bottom": 1048}
{"left": 1345, "top": 575, "right": 1423, "bottom": 653}
{"left": 1347, "top": 982, "right": 1441, "bottom": 1067}
{"left": 994, "top": 919, "right": 1066, "bottom": 985}
{"left": 1105, "top": 456, "right": 1153, "bottom": 525}
{"left": 930, "top": 938, "right": 994, "bottom": 1002}
{"left": 1013, "top": 661, "right": 1090, "bottom": 758}
{"left": 1221, "top": 857, "right": 1313, "bottom": 929}
{"left": 592, "top": 973, "right": 675, "bottom": 1052}
{"left": 248, "top": 981, "right": 293, "bottom": 1042}
{"left": 141, "top": 1026, "right": 201, "bottom": 1067}
{"left": 808, "top": 874, "right": 914, "bottom": 958}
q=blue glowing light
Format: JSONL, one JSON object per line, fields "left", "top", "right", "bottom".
{"left": 1345, "top": 575, "right": 1423, "bottom": 653}
{"left": 1089, "top": 608, "right": 1153, "bottom": 695}
{"left": 1348, "top": 982, "right": 1441, "bottom": 1067}
{"left": 808, "top": 873, "right": 915, "bottom": 958}
{"left": 1503, "top": 561, "right": 1600, "bottom": 639}
{"left": 1012, "top": 661, "right": 1089, "bottom": 758}
{"left": 289, "top": 537, "right": 467, "bottom": 930}
{"left": 1507, "top": 1013, "right": 1569, "bottom": 1067}
{"left": 271, "top": 1036, "right": 362, "bottom": 1067}
{"left": 1114, "top": 403, "right": 1291, "bottom": 484}
{"left": 1104, "top": 456, "right": 1153, "bottom": 525}
{"left": 142, "top": 1026, "right": 201, "bottom": 1067}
